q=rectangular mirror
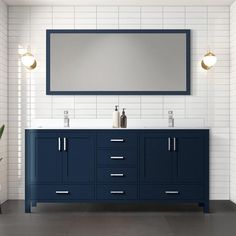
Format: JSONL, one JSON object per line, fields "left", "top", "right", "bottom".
{"left": 46, "top": 29, "right": 190, "bottom": 95}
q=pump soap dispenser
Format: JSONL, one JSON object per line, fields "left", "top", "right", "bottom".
{"left": 112, "top": 105, "right": 120, "bottom": 128}
{"left": 120, "top": 108, "right": 127, "bottom": 128}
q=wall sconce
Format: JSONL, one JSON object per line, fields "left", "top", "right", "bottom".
{"left": 21, "top": 51, "right": 37, "bottom": 70}
{"left": 201, "top": 51, "right": 217, "bottom": 70}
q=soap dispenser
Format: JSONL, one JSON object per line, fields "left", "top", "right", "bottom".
{"left": 112, "top": 105, "right": 120, "bottom": 128}
{"left": 120, "top": 108, "right": 127, "bottom": 128}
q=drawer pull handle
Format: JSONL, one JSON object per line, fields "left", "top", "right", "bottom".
{"left": 110, "top": 191, "right": 125, "bottom": 194}
{"left": 165, "top": 191, "right": 179, "bottom": 194}
{"left": 110, "top": 139, "right": 124, "bottom": 142}
{"left": 110, "top": 173, "right": 124, "bottom": 177}
{"left": 168, "top": 137, "right": 171, "bottom": 151}
{"left": 58, "top": 137, "right": 61, "bottom": 151}
{"left": 110, "top": 156, "right": 124, "bottom": 160}
{"left": 173, "top": 137, "right": 177, "bottom": 151}
{"left": 63, "top": 137, "right": 67, "bottom": 151}
{"left": 56, "top": 191, "right": 69, "bottom": 194}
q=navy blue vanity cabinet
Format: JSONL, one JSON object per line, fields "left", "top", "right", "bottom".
{"left": 62, "top": 132, "right": 95, "bottom": 183}
{"left": 140, "top": 130, "right": 209, "bottom": 213}
{"left": 140, "top": 133, "right": 173, "bottom": 182}
{"left": 25, "top": 130, "right": 95, "bottom": 213}
{"left": 173, "top": 132, "right": 206, "bottom": 183}
{"left": 29, "top": 131, "right": 63, "bottom": 184}
{"left": 96, "top": 131, "right": 138, "bottom": 201}
{"left": 25, "top": 129, "right": 209, "bottom": 213}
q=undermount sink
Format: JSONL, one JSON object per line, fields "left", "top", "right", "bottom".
{"left": 28, "top": 118, "right": 207, "bottom": 129}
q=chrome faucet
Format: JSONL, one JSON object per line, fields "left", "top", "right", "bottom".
{"left": 168, "top": 110, "right": 174, "bottom": 127}
{"left": 64, "top": 110, "right": 70, "bottom": 127}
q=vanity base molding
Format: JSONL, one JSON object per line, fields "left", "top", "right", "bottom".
{"left": 25, "top": 129, "right": 209, "bottom": 213}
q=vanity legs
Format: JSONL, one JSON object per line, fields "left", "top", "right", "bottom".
{"left": 203, "top": 202, "right": 209, "bottom": 213}
{"left": 25, "top": 200, "right": 31, "bottom": 213}
{"left": 198, "top": 202, "right": 204, "bottom": 207}
{"left": 25, "top": 200, "right": 37, "bottom": 213}
{"left": 199, "top": 202, "right": 209, "bottom": 213}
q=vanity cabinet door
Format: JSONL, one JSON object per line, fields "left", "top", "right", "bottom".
{"left": 31, "top": 132, "right": 63, "bottom": 183}
{"left": 63, "top": 132, "right": 95, "bottom": 183}
{"left": 140, "top": 133, "right": 174, "bottom": 182}
{"left": 173, "top": 132, "right": 207, "bottom": 183}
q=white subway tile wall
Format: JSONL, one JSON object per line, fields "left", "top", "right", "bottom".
{"left": 8, "top": 5, "right": 230, "bottom": 200}
{"left": 0, "top": 0, "right": 8, "bottom": 204}
{"left": 230, "top": 2, "right": 236, "bottom": 204}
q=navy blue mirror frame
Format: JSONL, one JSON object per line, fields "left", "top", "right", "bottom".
{"left": 46, "top": 29, "right": 191, "bottom": 95}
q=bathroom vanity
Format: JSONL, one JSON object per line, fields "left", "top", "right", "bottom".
{"left": 25, "top": 128, "right": 209, "bottom": 213}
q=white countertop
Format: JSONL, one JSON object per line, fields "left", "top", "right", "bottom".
{"left": 25, "top": 119, "right": 209, "bottom": 130}
{"left": 26, "top": 127, "right": 209, "bottom": 130}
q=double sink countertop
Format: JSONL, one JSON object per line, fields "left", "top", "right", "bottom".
{"left": 25, "top": 119, "right": 209, "bottom": 130}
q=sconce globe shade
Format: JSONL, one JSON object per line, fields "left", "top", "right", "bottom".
{"left": 202, "top": 52, "right": 217, "bottom": 69}
{"left": 21, "top": 52, "right": 37, "bottom": 69}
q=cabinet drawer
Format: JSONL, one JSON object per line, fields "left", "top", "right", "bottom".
{"left": 97, "top": 150, "right": 137, "bottom": 166}
{"left": 97, "top": 168, "right": 137, "bottom": 183}
{"left": 30, "top": 185, "right": 94, "bottom": 200}
{"left": 140, "top": 185, "right": 204, "bottom": 200}
{"left": 97, "top": 132, "right": 137, "bottom": 148}
{"left": 97, "top": 185, "right": 137, "bottom": 200}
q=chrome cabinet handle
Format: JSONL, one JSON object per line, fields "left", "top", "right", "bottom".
{"left": 110, "top": 156, "right": 124, "bottom": 160}
{"left": 58, "top": 137, "right": 61, "bottom": 151}
{"left": 56, "top": 191, "right": 69, "bottom": 194}
{"left": 110, "top": 139, "right": 124, "bottom": 142}
{"left": 165, "top": 191, "right": 179, "bottom": 194}
{"left": 168, "top": 137, "right": 171, "bottom": 151}
{"left": 110, "top": 191, "right": 125, "bottom": 194}
{"left": 110, "top": 173, "right": 124, "bottom": 177}
{"left": 63, "top": 137, "right": 67, "bottom": 151}
{"left": 173, "top": 137, "right": 176, "bottom": 151}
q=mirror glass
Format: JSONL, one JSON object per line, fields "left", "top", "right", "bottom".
{"left": 47, "top": 30, "right": 190, "bottom": 95}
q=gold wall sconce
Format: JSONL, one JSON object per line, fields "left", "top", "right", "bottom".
{"left": 21, "top": 50, "right": 37, "bottom": 70}
{"left": 201, "top": 51, "right": 217, "bottom": 70}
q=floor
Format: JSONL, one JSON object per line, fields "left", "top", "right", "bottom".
{"left": 0, "top": 201, "right": 236, "bottom": 236}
